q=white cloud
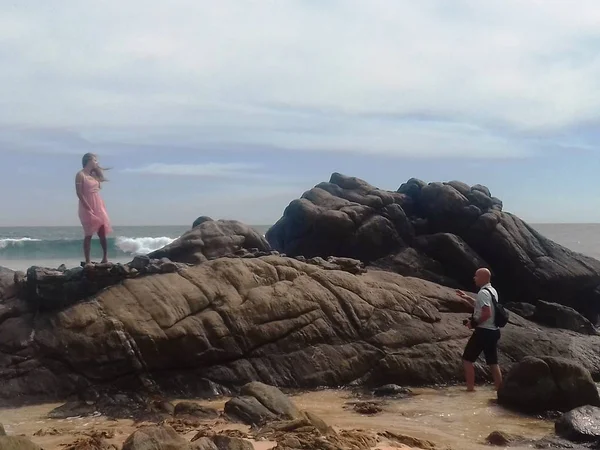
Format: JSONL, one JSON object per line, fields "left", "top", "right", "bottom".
{"left": 122, "top": 162, "right": 262, "bottom": 178}
{"left": 1, "top": 0, "right": 600, "bottom": 157}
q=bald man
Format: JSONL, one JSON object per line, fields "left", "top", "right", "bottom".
{"left": 456, "top": 268, "right": 503, "bottom": 392}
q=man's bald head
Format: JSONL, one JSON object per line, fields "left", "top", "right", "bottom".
{"left": 474, "top": 268, "right": 492, "bottom": 287}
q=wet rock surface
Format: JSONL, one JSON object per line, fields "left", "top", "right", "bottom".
{"left": 485, "top": 430, "right": 599, "bottom": 449}
{"left": 372, "top": 384, "right": 413, "bottom": 398}
{"left": 555, "top": 406, "right": 600, "bottom": 443}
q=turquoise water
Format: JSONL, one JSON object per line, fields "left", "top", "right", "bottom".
{"left": 0, "top": 225, "right": 272, "bottom": 271}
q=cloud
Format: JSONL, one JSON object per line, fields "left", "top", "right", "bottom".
{"left": 122, "top": 162, "right": 263, "bottom": 178}
{"left": 1, "top": 0, "right": 600, "bottom": 158}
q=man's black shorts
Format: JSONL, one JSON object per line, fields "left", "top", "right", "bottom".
{"left": 462, "top": 328, "right": 501, "bottom": 365}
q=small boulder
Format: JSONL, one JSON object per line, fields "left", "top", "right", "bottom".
{"left": 239, "top": 382, "right": 302, "bottom": 420}
{"left": 48, "top": 401, "right": 96, "bottom": 419}
{"left": 149, "top": 220, "right": 270, "bottom": 265}
{"left": 151, "top": 399, "right": 175, "bottom": 416}
{"left": 485, "top": 431, "right": 527, "bottom": 446}
{"left": 467, "top": 189, "right": 494, "bottom": 211}
{"left": 497, "top": 356, "right": 600, "bottom": 414}
{"left": 534, "top": 301, "right": 598, "bottom": 335}
{"left": 224, "top": 396, "right": 279, "bottom": 425}
{"left": 555, "top": 405, "right": 600, "bottom": 442}
{"left": 0, "top": 435, "right": 43, "bottom": 450}
{"left": 173, "top": 402, "right": 219, "bottom": 420}
{"left": 192, "top": 216, "right": 214, "bottom": 229}
{"left": 353, "top": 402, "right": 383, "bottom": 415}
{"left": 130, "top": 256, "right": 150, "bottom": 271}
{"left": 191, "top": 439, "right": 218, "bottom": 450}
{"left": 419, "top": 183, "right": 470, "bottom": 219}
{"left": 211, "top": 436, "right": 254, "bottom": 450}
{"left": 471, "top": 184, "right": 491, "bottom": 197}
{"left": 372, "top": 384, "right": 412, "bottom": 398}
{"left": 397, "top": 178, "right": 427, "bottom": 198}
{"left": 445, "top": 181, "right": 471, "bottom": 196}
{"left": 304, "top": 411, "right": 335, "bottom": 435}
{"left": 122, "top": 425, "right": 192, "bottom": 450}
{"left": 505, "top": 302, "right": 536, "bottom": 320}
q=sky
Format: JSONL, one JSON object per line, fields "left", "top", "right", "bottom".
{"left": 1, "top": 0, "right": 600, "bottom": 226}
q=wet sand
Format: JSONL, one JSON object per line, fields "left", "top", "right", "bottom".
{"left": 0, "top": 386, "right": 554, "bottom": 450}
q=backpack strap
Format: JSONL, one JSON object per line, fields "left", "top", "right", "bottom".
{"left": 482, "top": 287, "right": 498, "bottom": 306}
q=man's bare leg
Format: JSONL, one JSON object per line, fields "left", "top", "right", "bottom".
{"left": 490, "top": 364, "right": 502, "bottom": 390}
{"left": 463, "top": 360, "right": 475, "bottom": 392}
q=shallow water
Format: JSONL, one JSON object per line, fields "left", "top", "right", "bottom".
{"left": 287, "top": 387, "right": 553, "bottom": 449}
{"left": 0, "top": 386, "right": 557, "bottom": 450}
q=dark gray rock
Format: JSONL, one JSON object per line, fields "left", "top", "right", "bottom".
{"left": 414, "top": 233, "right": 488, "bottom": 289}
{"left": 485, "top": 430, "right": 526, "bottom": 446}
{"left": 173, "top": 401, "right": 219, "bottom": 419}
{"left": 398, "top": 178, "right": 427, "bottom": 199}
{"left": 471, "top": 184, "right": 491, "bottom": 197}
{"left": 556, "top": 406, "right": 600, "bottom": 442}
{"left": 23, "top": 259, "right": 188, "bottom": 311}
{"left": 370, "top": 247, "right": 462, "bottom": 288}
{"left": 266, "top": 173, "right": 600, "bottom": 323}
{"left": 240, "top": 382, "right": 302, "bottom": 419}
{"left": 211, "top": 436, "right": 254, "bottom": 450}
{"left": 0, "top": 435, "right": 42, "bottom": 450}
{"left": 122, "top": 425, "right": 198, "bottom": 450}
{"left": 193, "top": 216, "right": 214, "bottom": 229}
{"left": 497, "top": 356, "right": 600, "bottom": 414}
{"left": 224, "top": 382, "right": 305, "bottom": 426}
{"left": 224, "top": 396, "right": 279, "bottom": 425}
{"left": 505, "top": 302, "right": 536, "bottom": 320}
{"left": 48, "top": 401, "right": 96, "bottom": 419}
{"left": 485, "top": 430, "right": 597, "bottom": 448}
{"left": 150, "top": 219, "right": 270, "bottom": 265}
{"left": 534, "top": 301, "right": 598, "bottom": 335}
{"left": 445, "top": 180, "right": 471, "bottom": 196}
{"left": 130, "top": 255, "right": 150, "bottom": 271}
{"left": 372, "top": 384, "right": 412, "bottom": 398}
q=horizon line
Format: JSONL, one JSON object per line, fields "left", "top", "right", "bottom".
{"left": 1, "top": 222, "right": 600, "bottom": 228}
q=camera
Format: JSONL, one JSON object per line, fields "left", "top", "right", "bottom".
{"left": 463, "top": 317, "right": 477, "bottom": 328}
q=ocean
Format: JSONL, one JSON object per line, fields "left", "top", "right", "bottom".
{"left": 0, "top": 223, "right": 598, "bottom": 272}
{"left": 0, "top": 225, "right": 272, "bottom": 271}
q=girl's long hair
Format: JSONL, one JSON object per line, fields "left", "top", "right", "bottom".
{"left": 82, "top": 153, "right": 110, "bottom": 183}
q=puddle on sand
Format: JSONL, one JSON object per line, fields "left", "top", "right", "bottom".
{"left": 0, "top": 386, "right": 555, "bottom": 450}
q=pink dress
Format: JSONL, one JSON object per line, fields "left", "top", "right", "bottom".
{"left": 78, "top": 174, "right": 113, "bottom": 236}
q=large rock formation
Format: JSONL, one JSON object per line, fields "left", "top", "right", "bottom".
{"left": 1, "top": 255, "right": 600, "bottom": 405}
{"left": 266, "top": 173, "right": 600, "bottom": 323}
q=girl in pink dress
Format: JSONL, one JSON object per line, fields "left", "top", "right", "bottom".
{"left": 75, "top": 153, "right": 113, "bottom": 265}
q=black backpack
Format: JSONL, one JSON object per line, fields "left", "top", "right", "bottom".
{"left": 483, "top": 287, "right": 509, "bottom": 328}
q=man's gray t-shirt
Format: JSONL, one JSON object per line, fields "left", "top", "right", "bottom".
{"left": 474, "top": 283, "right": 498, "bottom": 330}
